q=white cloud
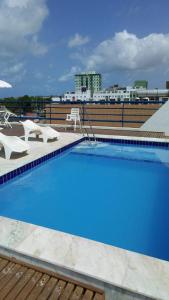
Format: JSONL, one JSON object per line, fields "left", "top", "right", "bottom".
{"left": 68, "top": 33, "right": 90, "bottom": 48}
{"left": 0, "top": 0, "right": 49, "bottom": 58}
{"left": 58, "top": 66, "right": 81, "bottom": 82}
{"left": 34, "top": 72, "right": 44, "bottom": 80}
{"left": 85, "top": 30, "right": 169, "bottom": 73}
{"left": 1, "top": 62, "right": 25, "bottom": 76}
{"left": 0, "top": 60, "right": 27, "bottom": 83}
{"left": 0, "top": 0, "right": 48, "bottom": 84}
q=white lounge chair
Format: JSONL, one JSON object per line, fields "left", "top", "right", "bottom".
{"left": 21, "top": 120, "right": 60, "bottom": 143}
{"left": 0, "top": 106, "right": 16, "bottom": 128}
{"left": 0, "top": 132, "right": 30, "bottom": 159}
{"left": 66, "top": 108, "right": 81, "bottom": 131}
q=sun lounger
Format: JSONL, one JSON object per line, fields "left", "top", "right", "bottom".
{"left": 0, "top": 132, "right": 30, "bottom": 159}
{"left": 21, "top": 120, "right": 60, "bottom": 143}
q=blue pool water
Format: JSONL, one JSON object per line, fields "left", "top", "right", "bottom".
{"left": 0, "top": 141, "right": 169, "bottom": 261}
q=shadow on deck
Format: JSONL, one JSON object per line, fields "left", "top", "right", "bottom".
{"left": 0, "top": 123, "right": 167, "bottom": 139}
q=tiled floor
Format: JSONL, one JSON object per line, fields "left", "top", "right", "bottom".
{"left": 0, "top": 131, "right": 82, "bottom": 177}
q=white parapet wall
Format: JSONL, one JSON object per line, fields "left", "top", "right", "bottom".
{"left": 141, "top": 100, "right": 169, "bottom": 135}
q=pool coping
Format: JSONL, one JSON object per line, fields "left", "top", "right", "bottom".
{"left": 0, "top": 134, "right": 169, "bottom": 299}
{"left": 90, "top": 134, "right": 169, "bottom": 146}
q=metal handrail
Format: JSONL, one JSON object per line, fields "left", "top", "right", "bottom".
{"left": 79, "top": 105, "right": 96, "bottom": 143}
{"left": 0, "top": 99, "right": 166, "bottom": 128}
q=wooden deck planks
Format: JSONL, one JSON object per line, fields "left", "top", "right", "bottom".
{"left": 0, "top": 254, "right": 104, "bottom": 299}
{"left": 0, "top": 258, "right": 9, "bottom": 272}
{"left": 93, "top": 293, "right": 105, "bottom": 300}
{"left": 37, "top": 277, "right": 58, "bottom": 300}
{"left": 59, "top": 283, "right": 75, "bottom": 300}
{"left": 70, "top": 286, "right": 84, "bottom": 299}
{"left": 5, "top": 269, "right": 35, "bottom": 300}
{"left": 0, "top": 263, "right": 21, "bottom": 290}
{"left": 0, "top": 266, "right": 27, "bottom": 299}
{"left": 26, "top": 274, "right": 50, "bottom": 300}
{"left": 48, "top": 280, "right": 67, "bottom": 300}
{"left": 16, "top": 272, "right": 43, "bottom": 300}
{"left": 82, "top": 290, "right": 94, "bottom": 300}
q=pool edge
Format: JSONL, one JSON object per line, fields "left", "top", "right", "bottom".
{"left": 0, "top": 134, "right": 169, "bottom": 299}
{"left": 0, "top": 216, "right": 168, "bottom": 300}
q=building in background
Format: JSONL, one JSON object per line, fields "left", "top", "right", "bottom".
{"left": 93, "top": 87, "right": 132, "bottom": 101}
{"left": 75, "top": 71, "right": 102, "bottom": 96}
{"left": 63, "top": 87, "right": 169, "bottom": 102}
{"left": 134, "top": 80, "right": 148, "bottom": 89}
{"left": 63, "top": 90, "right": 91, "bottom": 101}
{"left": 166, "top": 81, "right": 169, "bottom": 89}
{"left": 136, "top": 89, "right": 169, "bottom": 100}
{"left": 61, "top": 74, "right": 169, "bottom": 102}
{"left": 106, "top": 84, "right": 126, "bottom": 92}
{"left": 51, "top": 96, "right": 62, "bottom": 102}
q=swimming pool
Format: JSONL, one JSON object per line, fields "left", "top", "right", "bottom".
{"left": 0, "top": 141, "right": 169, "bottom": 261}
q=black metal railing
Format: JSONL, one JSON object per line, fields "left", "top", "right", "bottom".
{"left": 0, "top": 99, "right": 167, "bottom": 128}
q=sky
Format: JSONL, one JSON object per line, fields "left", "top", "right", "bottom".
{"left": 1, "top": 0, "right": 169, "bottom": 97}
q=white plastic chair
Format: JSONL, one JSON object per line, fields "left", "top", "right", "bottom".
{"left": 21, "top": 120, "right": 60, "bottom": 143}
{"left": 66, "top": 108, "right": 81, "bottom": 131}
{"left": 0, "top": 132, "right": 30, "bottom": 159}
{"left": 0, "top": 107, "right": 16, "bottom": 128}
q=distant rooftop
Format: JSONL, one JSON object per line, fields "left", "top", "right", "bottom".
{"left": 75, "top": 71, "right": 101, "bottom": 76}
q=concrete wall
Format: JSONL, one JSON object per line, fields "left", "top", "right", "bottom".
{"left": 141, "top": 100, "right": 169, "bottom": 134}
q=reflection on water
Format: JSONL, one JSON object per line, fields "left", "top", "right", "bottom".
{"left": 73, "top": 141, "right": 169, "bottom": 164}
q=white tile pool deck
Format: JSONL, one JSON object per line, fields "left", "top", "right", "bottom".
{"left": 0, "top": 132, "right": 82, "bottom": 176}
{"left": 0, "top": 133, "right": 169, "bottom": 299}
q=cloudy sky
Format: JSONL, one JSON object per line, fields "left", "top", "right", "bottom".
{"left": 1, "top": 0, "right": 169, "bottom": 97}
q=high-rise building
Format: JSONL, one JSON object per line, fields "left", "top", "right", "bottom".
{"left": 166, "top": 81, "right": 169, "bottom": 89}
{"left": 133, "top": 80, "right": 148, "bottom": 89}
{"left": 75, "top": 71, "right": 102, "bottom": 96}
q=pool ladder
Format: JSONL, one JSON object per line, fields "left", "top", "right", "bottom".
{"left": 80, "top": 106, "right": 97, "bottom": 144}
